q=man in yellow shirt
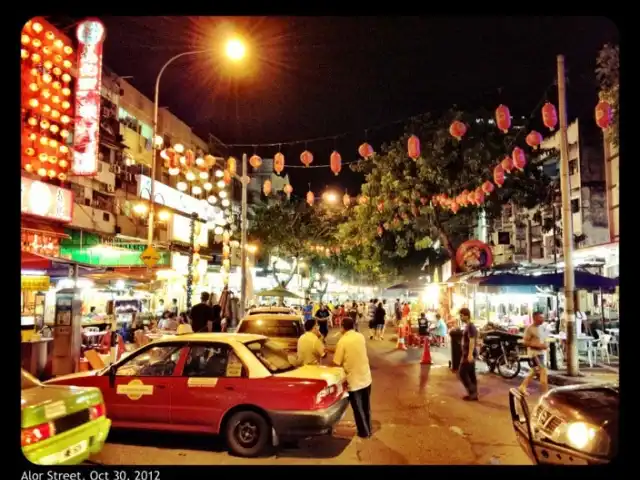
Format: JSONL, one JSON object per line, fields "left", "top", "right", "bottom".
{"left": 297, "top": 319, "right": 326, "bottom": 366}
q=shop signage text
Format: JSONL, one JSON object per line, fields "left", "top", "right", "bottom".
{"left": 21, "top": 177, "right": 74, "bottom": 223}
{"left": 21, "top": 275, "right": 51, "bottom": 291}
{"left": 72, "top": 19, "right": 106, "bottom": 176}
{"left": 138, "top": 175, "right": 217, "bottom": 221}
{"left": 456, "top": 240, "right": 493, "bottom": 272}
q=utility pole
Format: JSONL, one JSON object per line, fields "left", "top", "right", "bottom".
{"left": 239, "top": 153, "right": 248, "bottom": 320}
{"left": 557, "top": 55, "right": 579, "bottom": 376}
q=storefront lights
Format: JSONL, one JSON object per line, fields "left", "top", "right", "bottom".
{"left": 207, "top": 195, "right": 217, "bottom": 204}
{"left": 221, "top": 199, "right": 230, "bottom": 207}
{"left": 214, "top": 226, "right": 224, "bottom": 235}
{"left": 219, "top": 191, "right": 228, "bottom": 199}
{"left": 217, "top": 180, "right": 225, "bottom": 188}
{"left": 133, "top": 203, "right": 148, "bottom": 216}
{"left": 203, "top": 182, "right": 213, "bottom": 191}
{"left": 185, "top": 171, "right": 196, "bottom": 182}
{"left": 158, "top": 210, "right": 171, "bottom": 222}
{"left": 215, "top": 170, "right": 224, "bottom": 178}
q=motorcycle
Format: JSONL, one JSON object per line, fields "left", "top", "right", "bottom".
{"left": 478, "top": 330, "right": 526, "bottom": 379}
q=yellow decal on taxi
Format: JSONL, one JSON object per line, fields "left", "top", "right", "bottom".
{"left": 187, "top": 378, "right": 219, "bottom": 388}
{"left": 116, "top": 379, "right": 154, "bottom": 400}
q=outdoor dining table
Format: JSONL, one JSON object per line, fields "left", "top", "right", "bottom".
{"left": 549, "top": 333, "right": 598, "bottom": 368}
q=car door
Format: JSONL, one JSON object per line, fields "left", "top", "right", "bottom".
{"left": 104, "top": 343, "right": 186, "bottom": 426}
{"left": 170, "top": 342, "right": 250, "bottom": 433}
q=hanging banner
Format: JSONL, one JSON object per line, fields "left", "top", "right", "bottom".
{"left": 455, "top": 240, "right": 493, "bottom": 272}
{"left": 71, "top": 19, "right": 106, "bottom": 176}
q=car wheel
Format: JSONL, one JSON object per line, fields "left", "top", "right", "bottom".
{"left": 225, "top": 410, "right": 271, "bottom": 457}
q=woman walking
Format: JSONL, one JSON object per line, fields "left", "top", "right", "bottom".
{"left": 374, "top": 301, "right": 386, "bottom": 340}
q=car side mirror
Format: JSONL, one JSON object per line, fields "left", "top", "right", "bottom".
{"left": 108, "top": 364, "right": 116, "bottom": 388}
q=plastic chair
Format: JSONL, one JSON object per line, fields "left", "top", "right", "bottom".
{"left": 594, "top": 335, "right": 611, "bottom": 365}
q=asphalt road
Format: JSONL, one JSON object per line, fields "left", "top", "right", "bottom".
{"left": 89, "top": 331, "right": 543, "bottom": 465}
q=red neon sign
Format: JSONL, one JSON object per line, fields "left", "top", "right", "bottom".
{"left": 72, "top": 19, "right": 106, "bottom": 176}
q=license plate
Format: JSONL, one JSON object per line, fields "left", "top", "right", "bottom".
{"left": 38, "top": 440, "right": 88, "bottom": 465}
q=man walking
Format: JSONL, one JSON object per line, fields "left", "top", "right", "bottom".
{"left": 190, "top": 292, "right": 215, "bottom": 333}
{"left": 394, "top": 298, "right": 402, "bottom": 327}
{"left": 458, "top": 307, "right": 479, "bottom": 401}
{"left": 315, "top": 302, "right": 332, "bottom": 340}
{"left": 367, "top": 298, "right": 377, "bottom": 340}
{"left": 297, "top": 319, "right": 326, "bottom": 366}
{"left": 519, "top": 311, "right": 549, "bottom": 395}
{"left": 333, "top": 317, "right": 373, "bottom": 439}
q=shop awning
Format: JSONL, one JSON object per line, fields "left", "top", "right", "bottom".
{"left": 21, "top": 220, "right": 70, "bottom": 238}
{"left": 444, "top": 271, "right": 480, "bottom": 284}
{"left": 21, "top": 251, "right": 104, "bottom": 275}
{"left": 535, "top": 271, "right": 619, "bottom": 292}
{"left": 83, "top": 267, "right": 157, "bottom": 284}
{"left": 469, "top": 273, "right": 542, "bottom": 286}
{"left": 384, "top": 280, "right": 427, "bottom": 291}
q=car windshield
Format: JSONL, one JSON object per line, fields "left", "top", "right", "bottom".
{"left": 21, "top": 370, "right": 41, "bottom": 390}
{"left": 238, "top": 319, "right": 301, "bottom": 338}
{"left": 245, "top": 340, "right": 296, "bottom": 373}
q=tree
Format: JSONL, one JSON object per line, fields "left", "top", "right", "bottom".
{"left": 596, "top": 44, "right": 619, "bottom": 147}
{"left": 340, "top": 109, "right": 552, "bottom": 274}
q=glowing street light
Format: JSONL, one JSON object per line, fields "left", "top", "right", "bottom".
{"left": 225, "top": 38, "right": 246, "bottom": 62}
{"left": 323, "top": 191, "right": 339, "bottom": 204}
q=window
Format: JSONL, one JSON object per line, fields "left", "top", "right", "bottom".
{"left": 140, "top": 123, "right": 153, "bottom": 141}
{"left": 569, "top": 159, "right": 579, "bottom": 175}
{"left": 237, "top": 319, "right": 302, "bottom": 338}
{"left": 182, "top": 344, "right": 245, "bottom": 378}
{"left": 571, "top": 198, "right": 580, "bottom": 214}
{"left": 246, "top": 340, "right": 295, "bottom": 373}
{"left": 102, "top": 212, "right": 110, "bottom": 222}
{"left": 116, "top": 344, "right": 182, "bottom": 377}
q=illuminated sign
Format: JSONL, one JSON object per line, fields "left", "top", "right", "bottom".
{"left": 171, "top": 252, "right": 208, "bottom": 277}
{"left": 455, "top": 240, "right": 494, "bottom": 272}
{"left": 171, "top": 214, "right": 209, "bottom": 246}
{"left": 137, "top": 175, "right": 218, "bottom": 221}
{"left": 21, "top": 176, "right": 74, "bottom": 223}
{"left": 21, "top": 275, "right": 51, "bottom": 291}
{"left": 72, "top": 19, "right": 106, "bottom": 176}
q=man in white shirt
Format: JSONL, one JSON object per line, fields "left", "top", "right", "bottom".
{"left": 519, "top": 311, "right": 549, "bottom": 395}
{"left": 333, "top": 317, "right": 373, "bottom": 438}
{"left": 297, "top": 319, "right": 326, "bottom": 366}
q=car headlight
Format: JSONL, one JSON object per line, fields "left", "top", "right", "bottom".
{"left": 560, "top": 421, "right": 610, "bottom": 456}
{"left": 566, "top": 422, "right": 597, "bottom": 449}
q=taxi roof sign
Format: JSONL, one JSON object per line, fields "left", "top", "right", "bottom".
{"left": 140, "top": 246, "right": 160, "bottom": 268}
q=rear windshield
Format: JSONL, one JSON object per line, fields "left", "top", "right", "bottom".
{"left": 238, "top": 319, "right": 301, "bottom": 338}
{"left": 245, "top": 340, "right": 295, "bottom": 373}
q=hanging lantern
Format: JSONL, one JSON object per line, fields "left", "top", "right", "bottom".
{"left": 482, "top": 181, "right": 494, "bottom": 194}
{"left": 343, "top": 193, "right": 351, "bottom": 207}
{"left": 493, "top": 164, "right": 505, "bottom": 188}
{"left": 227, "top": 157, "right": 237, "bottom": 175}
{"left": 407, "top": 135, "right": 420, "bottom": 160}
{"left": 300, "top": 150, "right": 313, "bottom": 167}
{"left": 450, "top": 201, "right": 460, "bottom": 214}
{"left": 595, "top": 100, "right": 612, "bottom": 130}
{"left": 274, "top": 152, "right": 285, "bottom": 174}
{"left": 475, "top": 188, "right": 485, "bottom": 205}
{"left": 526, "top": 130, "right": 543, "bottom": 150}
{"left": 512, "top": 147, "right": 527, "bottom": 171}
{"left": 330, "top": 151, "right": 342, "bottom": 176}
{"left": 249, "top": 154, "right": 262, "bottom": 169}
{"left": 449, "top": 120, "right": 467, "bottom": 140}
{"left": 542, "top": 102, "right": 558, "bottom": 131}
{"left": 204, "top": 154, "right": 216, "bottom": 168}
{"left": 460, "top": 190, "right": 470, "bottom": 206}
{"left": 185, "top": 149, "right": 195, "bottom": 169}
{"left": 223, "top": 170, "right": 232, "bottom": 185}
{"left": 466, "top": 190, "right": 476, "bottom": 205}
{"left": 306, "top": 191, "right": 314, "bottom": 206}
{"left": 284, "top": 183, "right": 293, "bottom": 199}
{"left": 263, "top": 179, "right": 272, "bottom": 196}
{"left": 495, "top": 104, "right": 511, "bottom": 133}
{"left": 501, "top": 156, "right": 514, "bottom": 173}
{"left": 358, "top": 142, "right": 374, "bottom": 159}
{"left": 358, "top": 195, "right": 369, "bottom": 205}
{"left": 377, "top": 200, "right": 384, "bottom": 213}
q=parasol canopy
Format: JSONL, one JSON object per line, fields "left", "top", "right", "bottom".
{"left": 256, "top": 285, "right": 302, "bottom": 299}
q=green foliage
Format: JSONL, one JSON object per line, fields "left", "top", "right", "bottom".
{"left": 596, "top": 44, "right": 619, "bottom": 147}
{"left": 340, "top": 109, "right": 552, "bottom": 273}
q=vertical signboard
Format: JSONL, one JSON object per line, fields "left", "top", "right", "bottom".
{"left": 71, "top": 19, "right": 106, "bottom": 176}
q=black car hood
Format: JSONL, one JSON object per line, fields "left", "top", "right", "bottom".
{"left": 545, "top": 383, "right": 619, "bottom": 428}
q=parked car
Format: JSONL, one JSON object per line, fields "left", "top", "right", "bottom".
{"left": 21, "top": 369, "right": 111, "bottom": 465}
{"left": 246, "top": 306, "right": 297, "bottom": 316}
{"left": 45, "top": 333, "right": 348, "bottom": 457}
{"left": 509, "top": 384, "right": 618, "bottom": 465}
{"left": 236, "top": 314, "right": 303, "bottom": 354}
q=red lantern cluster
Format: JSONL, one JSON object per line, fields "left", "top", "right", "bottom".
{"left": 595, "top": 100, "right": 612, "bottom": 130}
{"left": 525, "top": 130, "right": 542, "bottom": 150}
{"left": 512, "top": 147, "right": 526, "bottom": 171}
{"left": 493, "top": 164, "right": 505, "bottom": 188}
{"left": 501, "top": 156, "right": 514, "bottom": 173}
{"left": 21, "top": 18, "right": 75, "bottom": 182}
{"left": 495, "top": 104, "right": 511, "bottom": 133}
{"left": 449, "top": 120, "right": 467, "bottom": 141}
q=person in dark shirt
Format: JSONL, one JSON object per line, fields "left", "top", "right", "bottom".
{"left": 417, "top": 312, "right": 429, "bottom": 337}
{"left": 211, "top": 303, "right": 222, "bottom": 332}
{"left": 190, "top": 292, "right": 214, "bottom": 333}
{"left": 315, "top": 303, "right": 331, "bottom": 339}
{"left": 458, "top": 307, "right": 479, "bottom": 401}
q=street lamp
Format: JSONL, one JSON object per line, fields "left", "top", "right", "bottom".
{"left": 323, "top": 191, "right": 339, "bottom": 204}
{"left": 148, "top": 38, "right": 251, "bottom": 317}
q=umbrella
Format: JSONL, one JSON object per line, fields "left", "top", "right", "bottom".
{"left": 536, "top": 271, "right": 618, "bottom": 292}
{"left": 256, "top": 285, "right": 302, "bottom": 300}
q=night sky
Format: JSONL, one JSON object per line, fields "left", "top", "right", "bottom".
{"left": 48, "top": 16, "right": 618, "bottom": 193}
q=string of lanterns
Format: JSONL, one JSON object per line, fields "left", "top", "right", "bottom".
{"left": 21, "top": 19, "right": 75, "bottom": 182}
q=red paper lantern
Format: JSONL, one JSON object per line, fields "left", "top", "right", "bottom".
{"left": 274, "top": 152, "right": 285, "bottom": 174}
{"left": 408, "top": 135, "right": 420, "bottom": 160}
{"left": 227, "top": 157, "right": 237, "bottom": 175}
{"left": 204, "top": 154, "right": 216, "bottom": 168}
{"left": 475, "top": 188, "right": 485, "bottom": 204}
{"left": 358, "top": 142, "right": 374, "bottom": 159}
{"left": 525, "top": 130, "right": 543, "bottom": 150}
{"left": 263, "top": 179, "right": 272, "bottom": 196}
{"left": 185, "top": 149, "right": 195, "bottom": 169}
{"left": 300, "top": 150, "right": 313, "bottom": 167}
{"left": 449, "top": 120, "right": 467, "bottom": 140}
{"left": 493, "top": 164, "right": 505, "bottom": 188}
{"left": 451, "top": 201, "right": 460, "bottom": 214}
{"left": 306, "top": 191, "right": 314, "bottom": 206}
{"left": 495, "top": 104, "right": 511, "bottom": 133}
{"left": 501, "top": 156, "right": 514, "bottom": 173}
{"left": 223, "top": 170, "right": 232, "bottom": 185}
{"left": 284, "top": 183, "right": 293, "bottom": 198}
{"left": 377, "top": 201, "right": 385, "bottom": 213}
{"left": 330, "top": 151, "right": 342, "bottom": 176}
{"left": 343, "top": 193, "right": 351, "bottom": 207}
{"left": 512, "top": 147, "right": 527, "bottom": 171}
{"left": 542, "top": 102, "right": 558, "bottom": 131}
{"left": 482, "top": 181, "right": 494, "bottom": 194}
{"left": 467, "top": 191, "right": 476, "bottom": 206}
{"left": 595, "top": 100, "right": 612, "bottom": 130}
{"left": 249, "top": 155, "right": 262, "bottom": 169}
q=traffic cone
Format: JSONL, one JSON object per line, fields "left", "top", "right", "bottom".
{"left": 396, "top": 325, "right": 407, "bottom": 350}
{"left": 420, "top": 336, "right": 433, "bottom": 364}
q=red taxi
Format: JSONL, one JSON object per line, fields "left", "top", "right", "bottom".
{"left": 45, "top": 333, "right": 348, "bottom": 457}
